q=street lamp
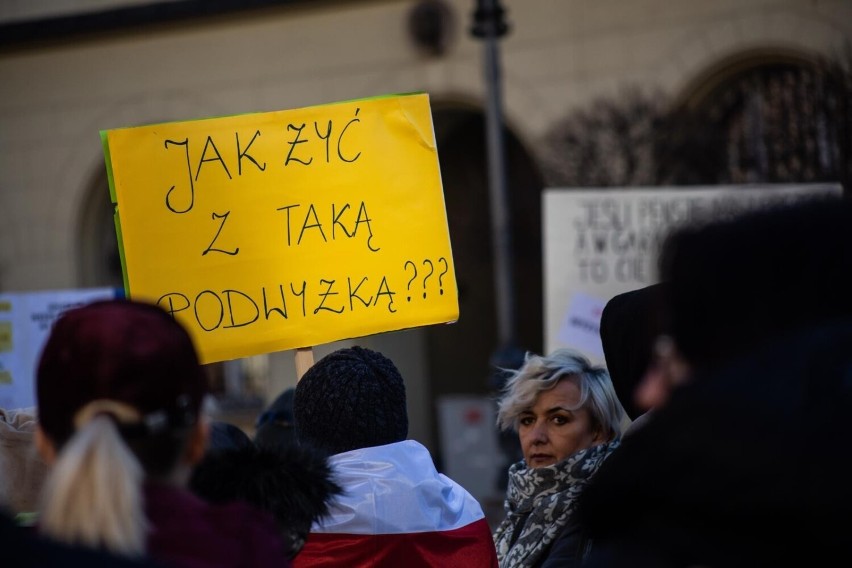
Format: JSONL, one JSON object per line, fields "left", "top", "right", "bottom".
{"left": 471, "top": 1, "right": 520, "bottom": 369}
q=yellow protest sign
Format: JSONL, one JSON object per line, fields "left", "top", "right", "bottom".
{"left": 102, "top": 93, "right": 458, "bottom": 364}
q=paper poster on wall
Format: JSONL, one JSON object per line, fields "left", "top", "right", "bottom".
{"left": 102, "top": 92, "right": 458, "bottom": 364}
{"left": 556, "top": 292, "right": 607, "bottom": 358}
{"left": 543, "top": 184, "right": 842, "bottom": 361}
{"left": 0, "top": 288, "right": 118, "bottom": 409}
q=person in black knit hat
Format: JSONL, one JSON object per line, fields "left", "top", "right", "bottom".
{"left": 294, "top": 347, "right": 408, "bottom": 455}
{"left": 292, "top": 346, "right": 498, "bottom": 568}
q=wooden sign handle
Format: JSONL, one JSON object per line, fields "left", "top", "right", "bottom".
{"left": 295, "top": 347, "right": 315, "bottom": 381}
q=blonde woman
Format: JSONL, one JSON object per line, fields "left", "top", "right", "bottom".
{"left": 493, "top": 349, "right": 624, "bottom": 568}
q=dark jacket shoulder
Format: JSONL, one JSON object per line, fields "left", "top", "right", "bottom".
{"left": 538, "top": 516, "right": 590, "bottom": 568}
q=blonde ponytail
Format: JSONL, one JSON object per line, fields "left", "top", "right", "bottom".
{"left": 38, "top": 413, "right": 147, "bottom": 556}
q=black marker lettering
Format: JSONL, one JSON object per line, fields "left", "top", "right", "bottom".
{"left": 276, "top": 204, "right": 299, "bottom": 246}
{"left": 262, "top": 285, "right": 288, "bottom": 320}
{"left": 314, "top": 279, "right": 344, "bottom": 314}
{"left": 203, "top": 211, "right": 240, "bottom": 256}
{"left": 236, "top": 130, "right": 267, "bottom": 175}
{"left": 337, "top": 108, "right": 362, "bottom": 163}
{"left": 374, "top": 276, "right": 396, "bottom": 313}
{"left": 348, "top": 276, "right": 372, "bottom": 310}
{"left": 285, "top": 123, "right": 313, "bottom": 166}
{"left": 157, "top": 292, "right": 191, "bottom": 316}
{"left": 195, "top": 136, "right": 232, "bottom": 181}
{"left": 290, "top": 281, "right": 307, "bottom": 317}
{"left": 354, "top": 201, "right": 380, "bottom": 252}
{"left": 164, "top": 138, "right": 194, "bottom": 213}
{"left": 194, "top": 290, "right": 224, "bottom": 332}
{"left": 298, "top": 204, "right": 327, "bottom": 245}
{"left": 314, "top": 120, "right": 332, "bottom": 163}
{"left": 332, "top": 203, "right": 353, "bottom": 239}
{"left": 222, "top": 290, "right": 260, "bottom": 328}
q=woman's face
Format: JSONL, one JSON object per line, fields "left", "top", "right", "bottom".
{"left": 518, "top": 378, "right": 604, "bottom": 468}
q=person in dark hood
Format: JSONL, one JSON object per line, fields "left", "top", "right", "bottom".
{"left": 597, "top": 282, "right": 670, "bottom": 429}
{"left": 579, "top": 195, "right": 852, "bottom": 566}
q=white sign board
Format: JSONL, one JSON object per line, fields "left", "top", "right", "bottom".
{"left": 543, "top": 184, "right": 842, "bottom": 362}
{"left": 0, "top": 288, "right": 118, "bottom": 410}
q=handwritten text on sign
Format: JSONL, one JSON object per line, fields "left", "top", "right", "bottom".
{"left": 102, "top": 94, "right": 458, "bottom": 364}
{"left": 542, "top": 184, "right": 842, "bottom": 356}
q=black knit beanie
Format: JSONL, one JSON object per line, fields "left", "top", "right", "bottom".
{"left": 294, "top": 346, "right": 408, "bottom": 455}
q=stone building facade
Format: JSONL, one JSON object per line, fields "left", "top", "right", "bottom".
{"left": 2, "top": 1, "right": 850, "bottom": 483}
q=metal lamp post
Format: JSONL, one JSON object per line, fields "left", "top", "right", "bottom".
{"left": 471, "top": 0, "right": 518, "bottom": 362}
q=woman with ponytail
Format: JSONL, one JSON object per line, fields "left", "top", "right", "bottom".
{"left": 34, "top": 299, "right": 289, "bottom": 568}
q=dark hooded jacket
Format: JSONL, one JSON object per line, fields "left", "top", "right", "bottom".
{"left": 579, "top": 322, "right": 852, "bottom": 567}
{"left": 189, "top": 435, "right": 341, "bottom": 560}
{"left": 598, "top": 283, "right": 669, "bottom": 421}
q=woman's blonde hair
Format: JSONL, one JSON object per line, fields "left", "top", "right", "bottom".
{"left": 39, "top": 413, "right": 147, "bottom": 554}
{"left": 496, "top": 348, "right": 625, "bottom": 440}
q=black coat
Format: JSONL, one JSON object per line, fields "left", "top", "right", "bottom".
{"left": 538, "top": 517, "right": 591, "bottom": 568}
{"left": 1, "top": 509, "right": 164, "bottom": 568}
{"left": 578, "top": 322, "right": 852, "bottom": 567}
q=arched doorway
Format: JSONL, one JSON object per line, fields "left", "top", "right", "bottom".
{"left": 77, "top": 169, "right": 123, "bottom": 289}
{"left": 661, "top": 48, "right": 851, "bottom": 190}
{"left": 427, "top": 103, "right": 545, "bottom": 405}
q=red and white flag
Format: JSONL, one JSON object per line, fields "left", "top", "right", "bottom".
{"left": 294, "top": 440, "right": 498, "bottom": 567}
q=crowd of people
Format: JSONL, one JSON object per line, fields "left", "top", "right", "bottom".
{"left": 1, "top": 193, "right": 851, "bottom": 566}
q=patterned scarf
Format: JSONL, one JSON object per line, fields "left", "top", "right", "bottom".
{"left": 493, "top": 440, "right": 620, "bottom": 568}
